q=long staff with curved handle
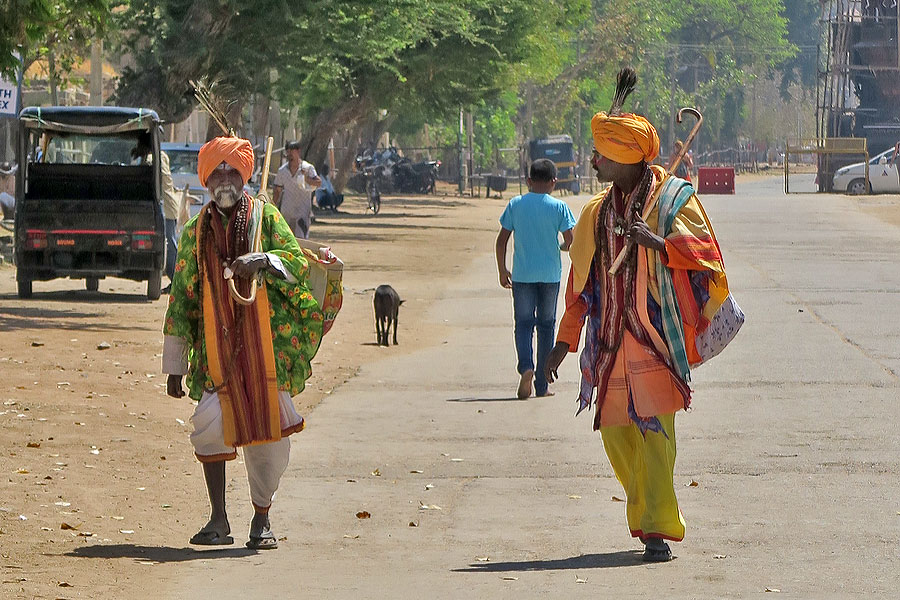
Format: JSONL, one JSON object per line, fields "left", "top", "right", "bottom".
{"left": 227, "top": 136, "right": 274, "bottom": 305}
{"left": 608, "top": 108, "right": 703, "bottom": 276}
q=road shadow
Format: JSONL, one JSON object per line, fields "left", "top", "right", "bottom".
{"left": 446, "top": 396, "right": 527, "bottom": 403}
{"left": 63, "top": 543, "right": 257, "bottom": 563}
{"left": 452, "top": 551, "right": 645, "bottom": 573}
{"left": 0, "top": 290, "right": 153, "bottom": 304}
{"left": 0, "top": 305, "right": 146, "bottom": 332}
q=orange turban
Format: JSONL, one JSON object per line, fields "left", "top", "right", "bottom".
{"left": 197, "top": 136, "right": 255, "bottom": 186}
{"left": 591, "top": 112, "right": 660, "bottom": 164}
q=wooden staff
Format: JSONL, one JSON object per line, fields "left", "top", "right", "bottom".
{"left": 227, "top": 136, "right": 274, "bottom": 305}
{"left": 608, "top": 108, "right": 703, "bottom": 275}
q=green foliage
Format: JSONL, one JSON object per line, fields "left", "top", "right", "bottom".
{"left": 101, "top": 0, "right": 818, "bottom": 160}
{"left": 0, "top": 0, "right": 110, "bottom": 82}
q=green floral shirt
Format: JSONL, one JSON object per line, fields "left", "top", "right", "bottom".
{"left": 163, "top": 202, "right": 324, "bottom": 401}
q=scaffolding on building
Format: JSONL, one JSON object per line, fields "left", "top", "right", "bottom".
{"left": 817, "top": 1, "right": 900, "bottom": 191}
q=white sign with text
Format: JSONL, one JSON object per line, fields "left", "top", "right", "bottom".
{"left": 0, "top": 76, "right": 19, "bottom": 116}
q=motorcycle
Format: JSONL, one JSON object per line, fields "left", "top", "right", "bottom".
{"left": 348, "top": 146, "right": 439, "bottom": 195}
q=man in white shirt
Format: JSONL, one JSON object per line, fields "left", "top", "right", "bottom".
{"left": 272, "top": 141, "right": 321, "bottom": 239}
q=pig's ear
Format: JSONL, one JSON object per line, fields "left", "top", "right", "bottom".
{"left": 399, "top": 299, "right": 405, "bottom": 305}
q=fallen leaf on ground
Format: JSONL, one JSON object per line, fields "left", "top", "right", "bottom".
{"left": 568, "top": 495, "right": 581, "bottom": 499}
{"left": 77, "top": 531, "right": 93, "bottom": 537}
{"left": 343, "top": 534, "right": 360, "bottom": 539}
{"left": 54, "top": 502, "right": 70, "bottom": 507}
{"left": 58, "top": 582, "right": 73, "bottom": 587}
{"left": 765, "top": 588, "right": 781, "bottom": 593}
{"left": 16, "top": 468, "right": 29, "bottom": 474}
{"left": 119, "top": 530, "right": 134, "bottom": 534}
{"left": 371, "top": 468, "right": 381, "bottom": 477}
{"left": 688, "top": 480, "right": 699, "bottom": 487}
{"left": 41, "top": 527, "right": 52, "bottom": 531}
{"left": 502, "top": 576, "right": 518, "bottom": 581}
{"left": 475, "top": 556, "right": 490, "bottom": 562}
{"left": 97, "top": 342, "right": 111, "bottom": 350}
{"left": 60, "top": 522, "right": 79, "bottom": 530}
{"left": 356, "top": 511, "right": 371, "bottom": 519}
{"left": 409, "top": 470, "right": 423, "bottom": 474}
{"left": 575, "top": 575, "right": 587, "bottom": 584}
{"left": 408, "top": 521, "right": 418, "bottom": 527}
{"left": 611, "top": 496, "right": 625, "bottom": 502}
{"left": 424, "top": 484, "right": 434, "bottom": 490}
{"left": 26, "top": 442, "right": 40, "bottom": 448}
{"left": 450, "top": 458, "right": 464, "bottom": 462}
{"left": 31, "top": 341, "right": 44, "bottom": 347}
{"left": 418, "top": 502, "right": 442, "bottom": 511}
{"left": 714, "top": 554, "right": 727, "bottom": 559}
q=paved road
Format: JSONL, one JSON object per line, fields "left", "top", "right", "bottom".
{"left": 171, "top": 177, "right": 900, "bottom": 598}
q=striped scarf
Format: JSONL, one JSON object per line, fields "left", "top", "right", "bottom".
{"left": 654, "top": 176, "right": 695, "bottom": 382}
{"left": 197, "top": 194, "right": 281, "bottom": 448}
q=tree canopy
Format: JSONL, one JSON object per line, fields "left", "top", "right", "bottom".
{"left": 10, "top": 0, "right": 823, "bottom": 177}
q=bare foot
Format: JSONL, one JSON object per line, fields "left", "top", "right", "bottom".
{"left": 517, "top": 369, "right": 534, "bottom": 399}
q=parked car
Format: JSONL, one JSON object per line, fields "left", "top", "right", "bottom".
{"left": 832, "top": 146, "right": 900, "bottom": 195}
{"left": 14, "top": 106, "right": 166, "bottom": 299}
{"left": 161, "top": 142, "right": 207, "bottom": 218}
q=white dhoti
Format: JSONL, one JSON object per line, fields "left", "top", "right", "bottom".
{"left": 190, "top": 390, "right": 302, "bottom": 509}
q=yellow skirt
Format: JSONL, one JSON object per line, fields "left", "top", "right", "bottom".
{"left": 600, "top": 412, "right": 685, "bottom": 541}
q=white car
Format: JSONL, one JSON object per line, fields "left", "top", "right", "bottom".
{"left": 161, "top": 142, "right": 208, "bottom": 218}
{"left": 832, "top": 146, "right": 900, "bottom": 195}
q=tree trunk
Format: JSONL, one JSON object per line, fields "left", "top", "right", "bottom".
{"left": 301, "top": 96, "right": 373, "bottom": 191}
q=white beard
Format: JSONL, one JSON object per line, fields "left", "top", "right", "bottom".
{"left": 212, "top": 184, "right": 240, "bottom": 209}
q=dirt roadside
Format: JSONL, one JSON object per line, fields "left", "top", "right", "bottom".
{"left": 0, "top": 188, "right": 506, "bottom": 600}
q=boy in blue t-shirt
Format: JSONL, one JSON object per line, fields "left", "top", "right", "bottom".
{"left": 495, "top": 159, "right": 577, "bottom": 399}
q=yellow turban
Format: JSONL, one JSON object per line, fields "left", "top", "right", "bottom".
{"left": 591, "top": 112, "right": 660, "bottom": 164}
{"left": 198, "top": 136, "right": 255, "bottom": 186}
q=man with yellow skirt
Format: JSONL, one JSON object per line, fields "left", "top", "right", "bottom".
{"left": 546, "top": 71, "right": 730, "bottom": 562}
{"left": 162, "top": 136, "right": 325, "bottom": 550}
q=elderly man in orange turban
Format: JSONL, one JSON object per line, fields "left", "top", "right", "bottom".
{"left": 545, "top": 69, "right": 731, "bottom": 562}
{"left": 162, "top": 136, "right": 326, "bottom": 549}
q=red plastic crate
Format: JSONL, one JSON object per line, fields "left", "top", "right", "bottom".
{"left": 696, "top": 167, "right": 735, "bottom": 194}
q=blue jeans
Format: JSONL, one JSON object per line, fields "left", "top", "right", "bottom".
{"left": 164, "top": 218, "right": 178, "bottom": 281}
{"left": 511, "top": 281, "right": 560, "bottom": 396}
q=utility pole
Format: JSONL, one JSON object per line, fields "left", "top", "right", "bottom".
{"left": 457, "top": 108, "right": 464, "bottom": 196}
{"left": 89, "top": 40, "right": 103, "bottom": 106}
{"left": 466, "top": 111, "right": 474, "bottom": 195}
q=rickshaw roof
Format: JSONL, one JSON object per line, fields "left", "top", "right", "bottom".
{"left": 18, "top": 106, "right": 160, "bottom": 133}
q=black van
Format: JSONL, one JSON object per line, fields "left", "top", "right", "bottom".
{"left": 14, "top": 106, "right": 165, "bottom": 299}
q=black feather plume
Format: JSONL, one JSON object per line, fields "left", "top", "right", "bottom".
{"left": 609, "top": 67, "right": 637, "bottom": 116}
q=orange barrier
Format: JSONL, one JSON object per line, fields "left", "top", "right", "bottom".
{"left": 697, "top": 167, "right": 735, "bottom": 194}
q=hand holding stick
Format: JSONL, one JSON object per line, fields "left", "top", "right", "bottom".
{"left": 608, "top": 108, "right": 703, "bottom": 275}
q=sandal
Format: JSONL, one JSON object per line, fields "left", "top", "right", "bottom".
{"left": 189, "top": 529, "right": 234, "bottom": 546}
{"left": 246, "top": 529, "right": 278, "bottom": 550}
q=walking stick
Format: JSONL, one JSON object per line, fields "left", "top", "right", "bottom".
{"left": 227, "top": 136, "right": 274, "bottom": 305}
{"left": 608, "top": 108, "right": 703, "bottom": 275}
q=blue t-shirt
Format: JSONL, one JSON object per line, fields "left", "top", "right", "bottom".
{"left": 499, "top": 192, "right": 577, "bottom": 283}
